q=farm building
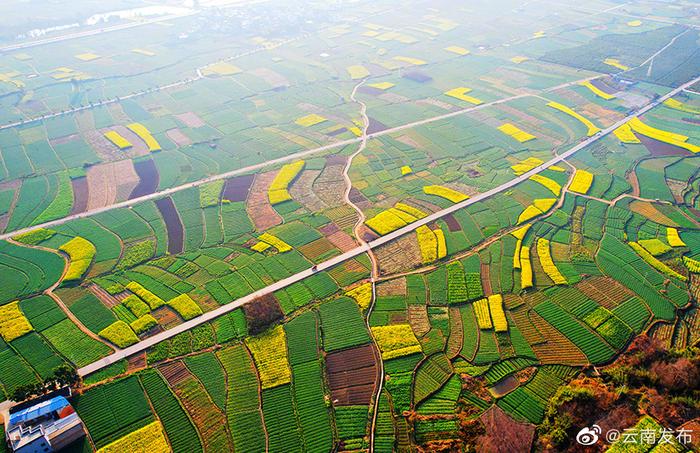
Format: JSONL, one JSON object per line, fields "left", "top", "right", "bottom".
{"left": 5, "top": 393, "right": 85, "bottom": 453}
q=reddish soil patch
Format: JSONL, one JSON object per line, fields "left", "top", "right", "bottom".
{"left": 348, "top": 188, "right": 370, "bottom": 208}
{"left": 176, "top": 111, "right": 205, "bottom": 128}
{"left": 478, "top": 406, "right": 535, "bottom": 453}
{"left": 325, "top": 154, "right": 347, "bottom": 166}
{"left": 159, "top": 361, "right": 191, "bottom": 386}
{"left": 166, "top": 128, "right": 192, "bottom": 147}
{"left": 129, "top": 158, "right": 160, "bottom": 199}
{"left": 319, "top": 222, "right": 340, "bottom": 236}
{"left": 389, "top": 312, "right": 407, "bottom": 324}
{"left": 443, "top": 214, "right": 461, "bottom": 232}
{"left": 480, "top": 262, "right": 492, "bottom": 295}
{"left": 326, "top": 344, "right": 378, "bottom": 406}
{"left": 327, "top": 230, "right": 358, "bottom": 252}
{"left": 246, "top": 172, "right": 282, "bottom": 231}
{"left": 638, "top": 135, "right": 693, "bottom": 157}
{"left": 242, "top": 294, "right": 283, "bottom": 335}
{"left": 222, "top": 174, "right": 254, "bottom": 202}
{"left": 575, "top": 276, "right": 634, "bottom": 309}
{"left": 367, "top": 117, "right": 388, "bottom": 135}
{"left": 526, "top": 311, "right": 588, "bottom": 365}
{"left": 126, "top": 353, "right": 146, "bottom": 372}
{"left": 446, "top": 307, "right": 463, "bottom": 359}
{"left": 155, "top": 197, "right": 184, "bottom": 255}
{"left": 86, "top": 160, "right": 140, "bottom": 209}
{"left": 627, "top": 168, "right": 640, "bottom": 197}
{"left": 70, "top": 177, "right": 89, "bottom": 215}
{"left": 408, "top": 305, "right": 430, "bottom": 337}
{"left": 152, "top": 306, "right": 181, "bottom": 329}
{"left": 88, "top": 284, "right": 120, "bottom": 308}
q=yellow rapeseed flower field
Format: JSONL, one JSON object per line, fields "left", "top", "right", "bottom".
{"left": 371, "top": 325, "right": 422, "bottom": 360}
{"left": 628, "top": 117, "right": 700, "bottom": 153}
{"left": 257, "top": 232, "right": 292, "bottom": 252}
{"left": 347, "top": 65, "right": 370, "bottom": 79}
{"left": 346, "top": 283, "right": 372, "bottom": 312}
{"left": 667, "top": 228, "right": 686, "bottom": 247}
{"left": 295, "top": 114, "right": 327, "bottom": 128}
{"left": 612, "top": 123, "right": 641, "bottom": 144}
{"left": 0, "top": 301, "right": 32, "bottom": 342}
{"left": 473, "top": 298, "right": 492, "bottom": 329}
{"left": 444, "top": 46, "right": 470, "bottom": 56}
{"left": 245, "top": 325, "right": 292, "bottom": 389}
{"left": 97, "top": 421, "right": 169, "bottom": 453}
{"left": 498, "top": 123, "right": 536, "bottom": 142}
{"left": 520, "top": 246, "right": 533, "bottom": 289}
{"left": 546, "top": 101, "right": 601, "bottom": 136}
{"left": 104, "top": 130, "right": 132, "bottom": 150}
{"left": 423, "top": 185, "right": 469, "bottom": 203}
{"left": 569, "top": 169, "right": 594, "bottom": 194}
{"left": 529, "top": 174, "right": 561, "bottom": 196}
{"left": 268, "top": 160, "right": 305, "bottom": 205}
{"left": 488, "top": 295, "right": 508, "bottom": 332}
{"left": 579, "top": 80, "right": 615, "bottom": 100}
{"left": 444, "top": 87, "right": 482, "bottom": 105}
{"left": 537, "top": 238, "right": 567, "bottom": 285}
{"left": 663, "top": 98, "right": 700, "bottom": 115}
{"left": 60, "top": 236, "right": 96, "bottom": 281}
{"left": 127, "top": 123, "right": 162, "bottom": 152}
{"left": 603, "top": 58, "right": 629, "bottom": 71}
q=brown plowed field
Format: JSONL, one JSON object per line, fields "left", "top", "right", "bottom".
{"left": 175, "top": 111, "right": 206, "bottom": 128}
{"left": 70, "top": 177, "right": 89, "bottom": 215}
{"left": 289, "top": 169, "right": 326, "bottom": 212}
{"left": 327, "top": 230, "right": 357, "bottom": 252}
{"left": 88, "top": 284, "right": 121, "bottom": 308}
{"left": 246, "top": 171, "right": 282, "bottom": 231}
{"left": 408, "top": 305, "right": 430, "bottom": 337}
{"left": 478, "top": 406, "right": 535, "bottom": 453}
{"left": 576, "top": 276, "right": 634, "bottom": 309}
{"left": 159, "top": 360, "right": 192, "bottom": 386}
{"left": 527, "top": 310, "right": 588, "bottom": 365}
{"left": 166, "top": 128, "right": 192, "bottom": 147}
{"left": 446, "top": 307, "right": 463, "bottom": 359}
{"left": 375, "top": 234, "right": 422, "bottom": 275}
{"left": 86, "top": 159, "right": 140, "bottom": 210}
{"left": 377, "top": 277, "right": 406, "bottom": 297}
{"left": 326, "top": 344, "right": 378, "bottom": 406}
{"left": 313, "top": 164, "right": 346, "bottom": 208}
{"left": 127, "top": 352, "right": 146, "bottom": 372}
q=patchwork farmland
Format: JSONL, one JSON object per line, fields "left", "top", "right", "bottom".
{"left": 0, "top": 0, "right": 699, "bottom": 452}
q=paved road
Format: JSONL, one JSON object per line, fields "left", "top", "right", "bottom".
{"left": 77, "top": 74, "right": 700, "bottom": 377}
{"left": 0, "top": 75, "right": 601, "bottom": 242}
{"left": 0, "top": 11, "right": 198, "bottom": 54}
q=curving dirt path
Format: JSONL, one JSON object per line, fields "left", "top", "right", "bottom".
{"left": 343, "top": 79, "right": 384, "bottom": 452}
{"left": 6, "top": 238, "right": 115, "bottom": 350}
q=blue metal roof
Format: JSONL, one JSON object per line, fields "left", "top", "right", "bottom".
{"left": 9, "top": 396, "right": 70, "bottom": 426}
